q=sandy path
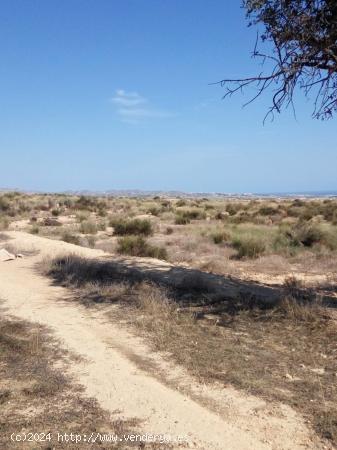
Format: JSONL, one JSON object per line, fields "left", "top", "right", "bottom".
{"left": 0, "top": 232, "right": 323, "bottom": 450}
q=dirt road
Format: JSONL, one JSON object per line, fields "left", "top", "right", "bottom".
{"left": 0, "top": 232, "right": 323, "bottom": 449}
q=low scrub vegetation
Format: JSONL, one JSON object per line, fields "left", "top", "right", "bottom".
{"left": 112, "top": 218, "right": 153, "bottom": 236}
{"left": 61, "top": 232, "right": 81, "bottom": 245}
{"left": 73, "top": 195, "right": 107, "bottom": 215}
{"left": 0, "top": 215, "right": 9, "bottom": 230}
{"left": 211, "top": 230, "right": 230, "bottom": 244}
{"left": 174, "top": 215, "right": 190, "bottom": 225}
{"left": 117, "top": 236, "right": 168, "bottom": 260}
{"left": 43, "top": 217, "right": 62, "bottom": 227}
{"left": 175, "top": 208, "right": 206, "bottom": 221}
{"left": 232, "top": 235, "right": 266, "bottom": 259}
{"left": 30, "top": 225, "right": 40, "bottom": 234}
{"left": 272, "top": 222, "right": 337, "bottom": 256}
{"left": 1, "top": 192, "right": 337, "bottom": 275}
{"left": 79, "top": 220, "right": 98, "bottom": 235}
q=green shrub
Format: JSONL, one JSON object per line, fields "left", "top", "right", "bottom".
{"left": 215, "top": 211, "right": 227, "bottom": 220}
{"left": 51, "top": 209, "right": 60, "bottom": 216}
{"left": 176, "top": 199, "right": 187, "bottom": 207}
{"left": 230, "top": 212, "right": 252, "bottom": 224}
{"left": 174, "top": 215, "right": 190, "bottom": 225}
{"left": 0, "top": 215, "right": 9, "bottom": 230}
{"left": 0, "top": 197, "right": 10, "bottom": 212}
{"left": 321, "top": 228, "right": 337, "bottom": 251}
{"left": 112, "top": 218, "right": 153, "bottom": 236}
{"left": 147, "top": 207, "right": 161, "bottom": 216}
{"left": 331, "top": 210, "right": 337, "bottom": 226}
{"left": 161, "top": 200, "right": 172, "bottom": 210}
{"left": 43, "top": 217, "right": 62, "bottom": 226}
{"left": 36, "top": 203, "right": 49, "bottom": 212}
{"left": 180, "top": 209, "right": 206, "bottom": 220}
{"left": 291, "top": 199, "right": 305, "bottom": 207}
{"left": 30, "top": 225, "right": 40, "bottom": 235}
{"left": 175, "top": 209, "right": 206, "bottom": 224}
{"left": 323, "top": 203, "right": 337, "bottom": 222}
{"left": 225, "top": 203, "right": 243, "bottom": 216}
{"left": 276, "top": 222, "right": 337, "bottom": 252}
{"left": 286, "top": 206, "right": 303, "bottom": 218}
{"left": 299, "top": 208, "right": 316, "bottom": 221}
{"left": 232, "top": 236, "right": 266, "bottom": 259}
{"left": 117, "top": 236, "right": 167, "bottom": 260}
{"left": 18, "top": 201, "right": 31, "bottom": 214}
{"left": 211, "top": 230, "right": 230, "bottom": 244}
{"left": 258, "top": 206, "right": 278, "bottom": 216}
{"left": 86, "top": 235, "right": 96, "bottom": 248}
{"left": 204, "top": 204, "right": 215, "bottom": 210}
{"left": 166, "top": 226, "right": 174, "bottom": 235}
{"left": 98, "top": 208, "right": 107, "bottom": 217}
{"left": 76, "top": 211, "right": 90, "bottom": 222}
{"left": 282, "top": 223, "right": 323, "bottom": 248}
{"left": 97, "top": 221, "right": 107, "bottom": 231}
{"left": 294, "top": 223, "right": 323, "bottom": 247}
{"left": 74, "top": 195, "right": 107, "bottom": 212}
{"left": 61, "top": 232, "right": 81, "bottom": 245}
{"left": 80, "top": 220, "right": 98, "bottom": 234}
{"left": 63, "top": 199, "right": 74, "bottom": 208}
{"left": 272, "top": 230, "right": 299, "bottom": 256}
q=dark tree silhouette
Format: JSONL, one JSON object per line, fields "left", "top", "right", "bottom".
{"left": 219, "top": 1, "right": 337, "bottom": 120}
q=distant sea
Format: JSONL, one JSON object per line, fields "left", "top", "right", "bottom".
{"left": 256, "top": 191, "right": 337, "bottom": 198}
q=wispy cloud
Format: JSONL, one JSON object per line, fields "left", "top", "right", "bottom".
{"left": 111, "top": 89, "right": 147, "bottom": 107}
{"left": 193, "top": 97, "right": 218, "bottom": 111}
{"left": 110, "top": 89, "right": 173, "bottom": 123}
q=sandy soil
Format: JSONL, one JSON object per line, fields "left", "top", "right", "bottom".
{"left": 0, "top": 231, "right": 326, "bottom": 450}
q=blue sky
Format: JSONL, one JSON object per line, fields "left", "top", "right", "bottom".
{"left": 1, "top": 0, "right": 336, "bottom": 193}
